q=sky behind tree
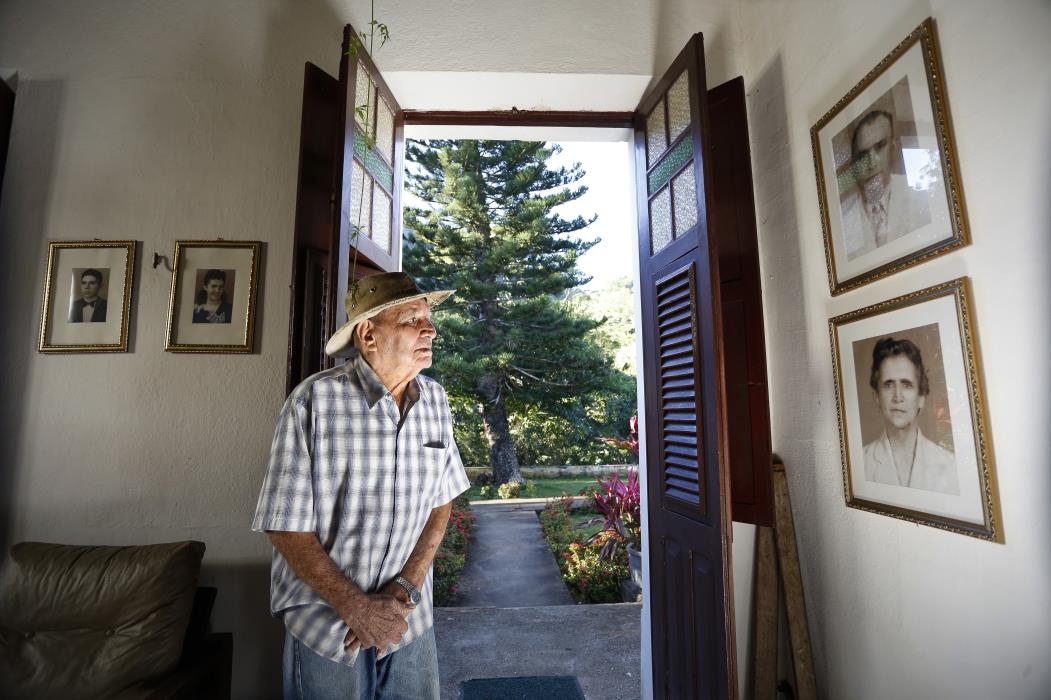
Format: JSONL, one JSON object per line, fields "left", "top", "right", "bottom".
{"left": 546, "top": 141, "right": 635, "bottom": 290}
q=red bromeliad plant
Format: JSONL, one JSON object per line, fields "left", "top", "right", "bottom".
{"left": 592, "top": 467, "right": 641, "bottom": 559}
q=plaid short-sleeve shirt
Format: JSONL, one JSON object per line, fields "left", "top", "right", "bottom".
{"left": 250, "top": 349, "right": 471, "bottom": 666}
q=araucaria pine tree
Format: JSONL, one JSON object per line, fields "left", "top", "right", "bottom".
{"left": 404, "top": 140, "right": 615, "bottom": 486}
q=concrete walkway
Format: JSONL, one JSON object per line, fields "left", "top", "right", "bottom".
{"left": 434, "top": 501, "right": 642, "bottom": 699}
{"left": 452, "top": 502, "right": 574, "bottom": 607}
{"left": 435, "top": 603, "right": 642, "bottom": 700}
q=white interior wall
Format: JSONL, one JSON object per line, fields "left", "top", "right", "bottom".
{"left": 0, "top": 1, "right": 348, "bottom": 695}
{"left": 739, "top": 1, "right": 1051, "bottom": 698}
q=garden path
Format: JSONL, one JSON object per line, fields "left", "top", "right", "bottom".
{"left": 452, "top": 502, "right": 573, "bottom": 607}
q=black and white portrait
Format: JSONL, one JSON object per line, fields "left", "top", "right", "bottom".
{"left": 192, "top": 268, "right": 236, "bottom": 324}
{"left": 831, "top": 278, "right": 1000, "bottom": 541}
{"left": 39, "top": 241, "right": 135, "bottom": 353}
{"left": 811, "top": 20, "right": 968, "bottom": 294}
{"left": 832, "top": 77, "right": 933, "bottom": 261}
{"left": 68, "top": 267, "right": 110, "bottom": 323}
{"left": 852, "top": 326, "right": 957, "bottom": 495}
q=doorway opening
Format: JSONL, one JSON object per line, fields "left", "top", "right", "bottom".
{"left": 400, "top": 123, "right": 646, "bottom": 699}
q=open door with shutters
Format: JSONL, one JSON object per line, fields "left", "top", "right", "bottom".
{"left": 635, "top": 34, "right": 736, "bottom": 698}
{"left": 333, "top": 25, "right": 404, "bottom": 336}
{"left": 286, "top": 26, "right": 405, "bottom": 391}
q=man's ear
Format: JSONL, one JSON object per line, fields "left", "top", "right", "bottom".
{"left": 356, "top": 319, "right": 377, "bottom": 352}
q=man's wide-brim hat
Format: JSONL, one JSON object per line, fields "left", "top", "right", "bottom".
{"left": 324, "top": 272, "right": 455, "bottom": 358}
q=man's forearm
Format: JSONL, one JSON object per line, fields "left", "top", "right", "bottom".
{"left": 399, "top": 502, "right": 452, "bottom": 588}
{"left": 267, "top": 531, "right": 364, "bottom": 616}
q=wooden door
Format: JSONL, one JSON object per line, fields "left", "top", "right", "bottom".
{"left": 707, "top": 77, "right": 773, "bottom": 527}
{"left": 286, "top": 27, "right": 406, "bottom": 390}
{"left": 333, "top": 25, "right": 405, "bottom": 333}
{"left": 635, "top": 35, "right": 736, "bottom": 698}
{"left": 286, "top": 62, "right": 340, "bottom": 394}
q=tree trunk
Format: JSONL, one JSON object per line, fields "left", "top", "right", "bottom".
{"left": 478, "top": 374, "right": 522, "bottom": 485}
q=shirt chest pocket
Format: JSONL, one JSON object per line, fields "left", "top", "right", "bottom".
{"left": 418, "top": 442, "right": 446, "bottom": 497}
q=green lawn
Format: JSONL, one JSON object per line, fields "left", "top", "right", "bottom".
{"left": 570, "top": 507, "right": 606, "bottom": 539}
{"left": 465, "top": 477, "right": 604, "bottom": 501}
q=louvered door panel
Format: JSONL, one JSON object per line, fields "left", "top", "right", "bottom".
{"left": 656, "top": 263, "right": 705, "bottom": 508}
{"left": 636, "top": 33, "right": 736, "bottom": 698}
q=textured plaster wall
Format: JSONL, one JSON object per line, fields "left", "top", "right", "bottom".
{"left": 0, "top": 1, "right": 347, "bottom": 695}
{"left": 738, "top": 1, "right": 1051, "bottom": 698}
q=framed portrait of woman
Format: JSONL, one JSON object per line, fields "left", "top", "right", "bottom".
{"left": 829, "top": 277, "right": 1001, "bottom": 541}
{"left": 165, "top": 240, "right": 262, "bottom": 353}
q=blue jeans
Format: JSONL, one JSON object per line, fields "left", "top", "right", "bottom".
{"left": 282, "top": 628, "right": 440, "bottom": 700}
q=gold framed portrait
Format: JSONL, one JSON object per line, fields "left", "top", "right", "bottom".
{"left": 829, "top": 277, "right": 1001, "bottom": 541}
{"left": 165, "top": 240, "right": 262, "bottom": 353}
{"left": 811, "top": 18, "right": 969, "bottom": 295}
{"left": 38, "top": 240, "right": 137, "bottom": 353}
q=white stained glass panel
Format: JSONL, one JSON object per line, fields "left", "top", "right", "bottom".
{"left": 672, "top": 162, "right": 698, "bottom": 237}
{"left": 667, "top": 70, "right": 691, "bottom": 144}
{"left": 372, "top": 187, "right": 392, "bottom": 253}
{"left": 354, "top": 61, "right": 375, "bottom": 130}
{"left": 349, "top": 162, "right": 372, "bottom": 237}
{"left": 650, "top": 187, "right": 673, "bottom": 254}
{"left": 376, "top": 97, "right": 395, "bottom": 163}
{"left": 646, "top": 99, "right": 668, "bottom": 168}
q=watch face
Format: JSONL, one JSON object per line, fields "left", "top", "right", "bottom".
{"left": 410, "top": 589, "right": 421, "bottom": 604}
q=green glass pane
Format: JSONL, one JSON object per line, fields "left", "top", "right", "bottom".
{"left": 672, "top": 162, "right": 698, "bottom": 237}
{"left": 648, "top": 136, "right": 693, "bottom": 196}
{"left": 353, "top": 127, "right": 394, "bottom": 192}
{"left": 650, "top": 187, "right": 672, "bottom": 255}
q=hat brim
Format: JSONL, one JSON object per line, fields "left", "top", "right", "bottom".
{"left": 324, "top": 288, "right": 456, "bottom": 358}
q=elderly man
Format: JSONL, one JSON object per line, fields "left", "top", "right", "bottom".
{"left": 840, "top": 109, "right": 931, "bottom": 259}
{"left": 863, "top": 336, "right": 958, "bottom": 495}
{"left": 252, "top": 271, "right": 469, "bottom": 699}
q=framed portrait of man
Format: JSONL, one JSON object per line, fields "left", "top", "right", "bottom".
{"left": 811, "top": 18, "right": 970, "bottom": 295}
{"left": 829, "top": 277, "right": 1001, "bottom": 541}
{"left": 165, "top": 240, "right": 262, "bottom": 353}
{"left": 38, "top": 240, "right": 136, "bottom": 352}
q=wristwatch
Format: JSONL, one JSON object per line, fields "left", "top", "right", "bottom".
{"left": 394, "top": 576, "right": 422, "bottom": 605}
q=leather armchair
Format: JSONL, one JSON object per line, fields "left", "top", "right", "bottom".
{"left": 0, "top": 540, "right": 232, "bottom": 699}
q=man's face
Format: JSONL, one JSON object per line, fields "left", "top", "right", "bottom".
{"left": 369, "top": 298, "right": 437, "bottom": 375}
{"left": 205, "top": 279, "right": 225, "bottom": 303}
{"left": 853, "top": 115, "right": 893, "bottom": 191}
{"left": 80, "top": 274, "right": 100, "bottom": 301}
{"left": 874, "top": 355, "right": 925, "bottom": 432}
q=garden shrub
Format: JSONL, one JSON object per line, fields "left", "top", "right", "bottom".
{"left": 497, "top": 481, "right": 521, "bottom": 499}
{"left": 538, "top": 497, "right": 628, "bottom": 604}
{"left": 433, "top": 494, "right": 475, "bottom": 606}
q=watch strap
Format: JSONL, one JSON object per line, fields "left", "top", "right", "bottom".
{"left": 394, "top": 576, "right": 421, "bottom": 604}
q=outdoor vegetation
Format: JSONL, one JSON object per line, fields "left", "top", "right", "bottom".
{"left": 433, "top": 495, "right": 475, "bottom": 607}
{"left": 403, "top": 140, "right": 637, "bottom": 485}
{"left": 539, "top": 465, "right": 642, "bottom": 604}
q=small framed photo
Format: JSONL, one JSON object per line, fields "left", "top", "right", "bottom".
{"left": 165, "top": 240, "right": 262, "bottom": 353}
{"left": 829, "top": 277, "right": 1001, "bottom": 541}
{"left": 38, "top": 240, "right": 136, "bottom": 353}
{"left": 811, "top": 18, "right": 969, "bottom": 295}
